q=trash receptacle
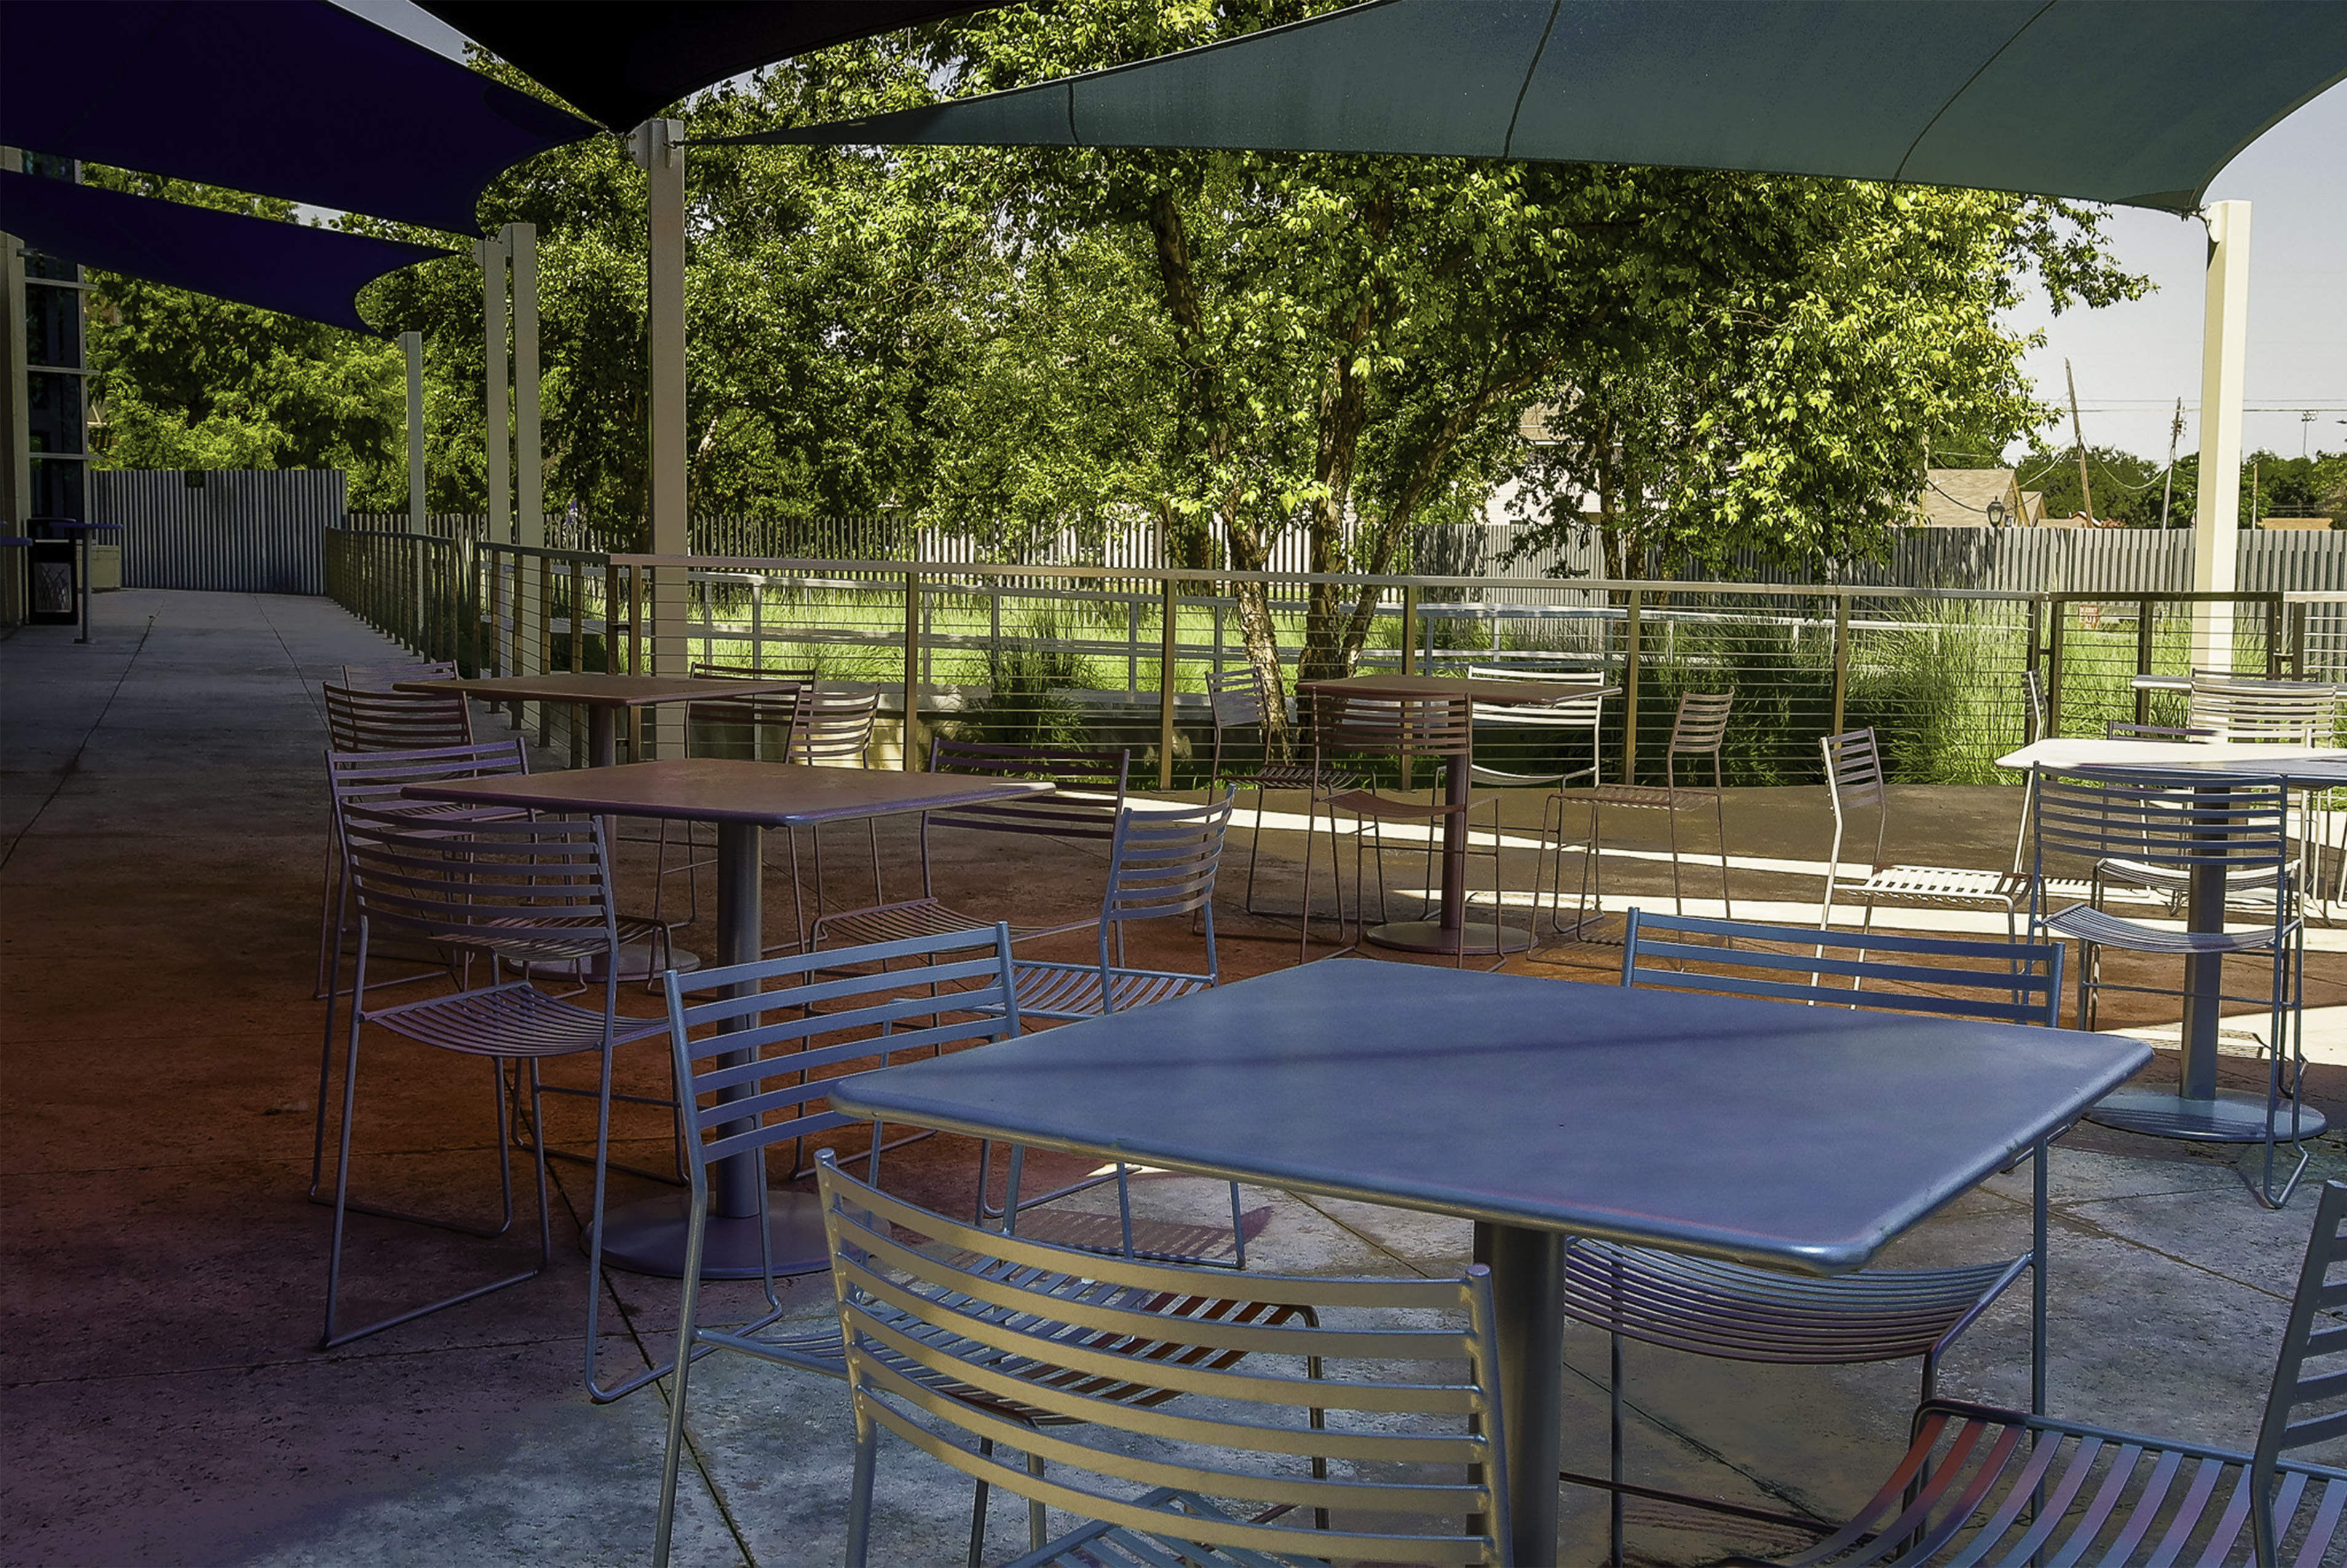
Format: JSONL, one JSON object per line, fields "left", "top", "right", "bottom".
{"left": 24, "top": 519, "right": 77, "bottom": 625}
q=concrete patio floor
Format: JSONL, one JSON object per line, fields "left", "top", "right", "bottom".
{"left": 5, "top": 589, "right": 2343, "bottom": 1567}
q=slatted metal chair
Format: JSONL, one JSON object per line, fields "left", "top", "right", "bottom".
{"left": 1300, "top": 685, "right": 1509, "bottom": 967}
{"left": 1466, "top": 665, "right": 1608, "bottom": 930}
{"left": 2189, "top": 674, "right": 2338, "bottom": 745}
{"left": 2008, "top": 668, "right": 2051, "bottom": 874}
{"left": 1728, "top": 1176, "right": 2347, "bottom": 1568}
{"left": 320, "top": 807, "right": 669, "bottom": 1404}
{"left": 825, "top": 1153, "right": 1512, "bottom": 1568}
{"left": 980, "top": 792, "right": 1248, "bottom": 1268}
{"left": 1819, "top": 728, "right": 2027, "bottom": 940}
{"left": 646, "top": 933, "right": 1320, "bottom": 1568}
{"left": 1585, "top": 910, "right": 2066, "bottom": 1566}
{"left": 1558, "top": 688, "right": 1735, "bottom": 935}
{"left": 322, "top": 679, "right": 474, "bottom": 751}
{"left": 2030, "top": 767, "right": 2311, "bottom": 1206}
{"left": 777, "top": 687, "right": 886, "bottom": 952}
{"left": 646, "top": 663, "right": 813, "bottom": 935}
{"left": 1205, "top": 665, "right": 1356, "bottom": 915}
{"left": 811, "top": 740, "right": 1129, "bottom": 951}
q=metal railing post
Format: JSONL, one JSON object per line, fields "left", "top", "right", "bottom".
{"left": 2046, "top": 597, "right": 2065, "bottom": 738}
{"left": 1831, "top": 592, "right": 1850, "bottom": 737}
{"left": 1401, "top": 584, "right": 1419, "bottom": 676}
{"left": 902, "top": 568, "right": 922, "bottom": 770}
{"left": 2134, "top": 595, "right": 2155, "bottom": 727}
{"left": 1621, "top": 589, "right": 1644, "bottom": 786}
{"left": 1158, "top": 576, "right": 1180, "bottom": 790}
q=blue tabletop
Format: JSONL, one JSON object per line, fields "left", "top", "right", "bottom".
{"left": 829, "top": 961, "right": 2150, "bottom": 1275}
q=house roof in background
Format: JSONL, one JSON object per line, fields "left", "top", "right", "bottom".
{"left": 412, "top": 1, "right": 997, "bottom": 130}
{"left": 0, "top": 172, "right": 450, "bottom": 335}
{"left": 713, "top": 0, "right": 2347, "bottom": 213}
{"left": 0, "top": 1, "right": 595, "bottom": 234}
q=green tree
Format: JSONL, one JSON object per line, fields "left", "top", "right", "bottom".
{"left": 82, "top": 172, "right": 409, "bottom": 504}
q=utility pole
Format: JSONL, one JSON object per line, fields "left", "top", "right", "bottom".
{"left": 2158, "top": 398, "right": 2183, "bottom": 529}
{"left": 2065, "top": 359, "right": 2095, "bottom": 523}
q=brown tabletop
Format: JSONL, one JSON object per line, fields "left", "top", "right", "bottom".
{"left": 402, "top": 756, "right": 1049, "bottom": 825}
{"left": 1296, "top": 672, "right": 1597, "bottom": 954}
{"left": 396, "top": 673, "right": 803, "bottom": 707}
{"left": 1297, "top": 670, "right": 1588, "bottom": 707}
{"left": 402, "top": 758, "right": 1053, "bottom": 1283}
{"left": 397, "top": 674, "right": 808, "bottom": 767}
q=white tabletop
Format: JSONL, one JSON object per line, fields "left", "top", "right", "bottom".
{"left": 1997, "top": 737, "right": 2346, "bottom": 782}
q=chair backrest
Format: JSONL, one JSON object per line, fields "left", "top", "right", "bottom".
{"left": 789, "top": 689, "right": 879, "bottom": 766}
{"left": 1819, "top": 728, "right": 1890, "bottom": 871}
{"left": 1667, "top": 689, "right": 1735, "bottom": 756}
{"left": 818, "top": 1154, "right": 1511, "bottom": 1568}
{"left": 1097, "top": 790, "right": 1235, "bottom": 965}
{"left": 2031, "top": 768, "right": 2293, "bottom": 887}
{"left": 2188, "top": 675, "right": 2337, "bottom": 745}
{"left": 323, "top": 681, "right": 474, "bottom": 752}
{"left": 1207, "top": 665, "right": 1268, "bottom": 731}
{"left": 1465, "top": 665, "right": 1607, "bottom": 729}
{"left": 1309, "top": 685, "right": 1475, "bottom": 762}
{"left": 2022, "top": 667, "right": 2047, "bottom": 743}
{"left": 2252, "top": 1179, "right": 2347, "bottom": 1566}
{"left": 339, "top": 659, "right": 457, "bottom": 690}
{"left": 1622, "top": 909, "right": 2063, "bottom": 1026}
{"left": 684, "top": 663, "right": 811, "bottom": 759}
{"left": 341, "top": 806, "right": 617, "bottom": 977}
{"left": 325, "top": 739, "right": 530, "bottom": 819}
{"left": 925, "top": 740, "right": 1129, "bottom": 840}
{"left": 662, "top": 927, "right": 1021, "bottom": 1200}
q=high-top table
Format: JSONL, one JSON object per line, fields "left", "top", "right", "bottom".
{"left": 1998, "top": 737, "right": 2343, "bottom": 1143}
{"left": 395, "top": 671, "right": 804, "bottom": 769}
{"left": 1296, "top": 671, "right": 1610, "bottom": 956}
{"left": 828, "top": 960, "right": 2148, "bottom": 1564}
{"left": 405, "top": 757, "right": 1050, "bottom": 1280}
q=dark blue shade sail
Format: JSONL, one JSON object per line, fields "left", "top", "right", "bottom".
{"left": 0, "top": 172, "right": 449, "bottom": 335}
{"left": 712, "top": 0, "right": 2347, "bottom": 213}
{"left": 415, "top": 1, "right": 998, "bottom": 130}
{"left": 0, "top": 0, "right": 595, "bottom": 234}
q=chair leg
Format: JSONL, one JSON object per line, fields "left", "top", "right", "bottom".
{"left": 1609, "top": 1328, "right": 1626, "bottom": 1568}
{"left": 1026, "top": 1452, "right": 1047, "bottom": 1552}
{"left": 967, "top": 1441, "right": 994, "bottom": 1568}
{"left": 1713, "top": 788, "right": 1733, "bottom": 919}
{"left": 844, "top": 1412, "right": 879, "bottom": 1568}
{"left": 651, "top": 1192, "right": 711, "bottom": 1568}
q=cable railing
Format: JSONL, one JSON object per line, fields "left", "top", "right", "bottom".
{"left": 323, "top": 528, "right": 2338, "bottom": 791}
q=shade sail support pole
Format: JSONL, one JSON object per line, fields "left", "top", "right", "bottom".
{"left": 512, "top": 222, "right": 542, "bottom": 555}
{"left": 2191, "top": 200, "right": 2249, "bottom": 672}
{"left": 403, "top": 328, "right": 425, "bottom": 641}
{"left": 635, "top": 117, "right": 689, "bottom": 756}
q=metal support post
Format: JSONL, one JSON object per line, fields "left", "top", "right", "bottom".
{"left": 1158, "top": 575, "right": 1179, "bottom": 790}
{"left": 1830, "top": 593, "right": 1850, "bottom": 737}
{"left": 1621, "top": 590, "right": 1644, "bottom": 785}
{"left": 1400, "top": 583, "right": 1419, "bottom": 676}
{"left": 634, "top": 117, "right": 689, "bottom": 755}
{"left": 902, "top": 568, "right": 922, "bottom": 770}
{"left": 2190, "top": 201, "right": 2250, "bottom": 672}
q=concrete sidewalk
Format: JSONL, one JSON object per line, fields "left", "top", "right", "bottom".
{"left": 4, "top": 590, "right": 2341, "bottom": 1566}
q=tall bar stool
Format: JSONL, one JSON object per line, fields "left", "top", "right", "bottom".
{"left": 1554, "top": 688, "right": 1734, "bottom": 935}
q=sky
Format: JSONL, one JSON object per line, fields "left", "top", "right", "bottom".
{"left": 340, "top": 0, "right": 2342, "bottom": 469}
{"left": 2000, "top": 81, "right": 2346, "bottom": 466}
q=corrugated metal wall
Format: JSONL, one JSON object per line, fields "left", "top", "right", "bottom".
{"left": 95, "top": 469, "right": 344, "bottom": 594}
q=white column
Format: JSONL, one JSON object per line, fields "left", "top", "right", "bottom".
{"left": 2190, "top": 200, "right": 2250, "bottom": 673}
{"left": 634, "top": 117, "right": 689, "bottom": 753}
{"left": 509, "top": 222, "right": 542, "bottom": 552}
{"left": 478, "top": 234, "right": 511, "bottom": 544}
{"left": 403, "top": 330, "right": 425, "bottom": 636}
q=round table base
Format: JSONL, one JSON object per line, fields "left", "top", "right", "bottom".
{"left": 2087, "top": 1088, "right": 2327, "bottom": 1144}
{"left": 595, "top": 1191, "right": 831, "bottom": 1280}
{"left": 1364, "top": 918, "right": 1533, "bottom": 956}
{"left": 590, "top": 942, "right": 702, "bottom": 984}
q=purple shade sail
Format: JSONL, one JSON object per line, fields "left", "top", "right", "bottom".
{"left": 0, "top": 0, "right": 594, "bottom": 234}
{"left": 0, "top": 172, "right": 449, "bottom": 335}
{"left": 415, "top": 1, "right": 996, "bottom": 130}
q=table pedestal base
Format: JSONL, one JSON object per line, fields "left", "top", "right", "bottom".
{"left": 2088, "top": 1089, "right": 2326, "bottom": 1144}
{"left": 1364, "top": 919, "right": 1532, "bottom": 956}
{"left": 596, "top": 1192, "right": 831, "bottom": 1280}
{"left": 585, "top": 942, "right": 702, "bottom": 984}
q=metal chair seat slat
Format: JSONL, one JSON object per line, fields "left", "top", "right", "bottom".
{"left": 365, "top": 980, "right": 666, "bottom": 1059}
{"left": 1007, "top": 962, "right": 1216, "bottom": 1022}
{"left": 813, "top": 896, "right": 1085, "bottom": 949}
{"left": 2041, "top": 903, "right": 2294, "bottom": 956}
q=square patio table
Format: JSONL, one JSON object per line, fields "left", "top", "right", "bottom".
{"left": 395, "top": 671, "right": 805, "bottom": 769}
{"left": 405, "top": 757, "right": 1050, "bottom": 1280}
{"left": 1295, "top": 672, "right": 1609, "bottom": 956}
{"left": 1998, "top": 737, "right": 2343, "bottom": 1144}
{"left": 827, "top": 959, "right": 2148, "bottom": 1562}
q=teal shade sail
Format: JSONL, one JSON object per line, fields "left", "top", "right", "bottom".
{"left": 708, "top": 0, "right": 2347, "bottom": 212}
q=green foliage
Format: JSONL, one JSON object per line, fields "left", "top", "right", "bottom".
{"left": 961, "top": 614, "right": 1099, "bottom": 748}
{"left": 2019, "top": 442, "right": 2177, "bottom": 527}
{"left": 82, "top": 172, "right": 407, "bottom": 501}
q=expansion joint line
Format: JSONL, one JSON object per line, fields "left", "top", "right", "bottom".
{"left": 1, "top": 612, "right": 154, "bottom": 874}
